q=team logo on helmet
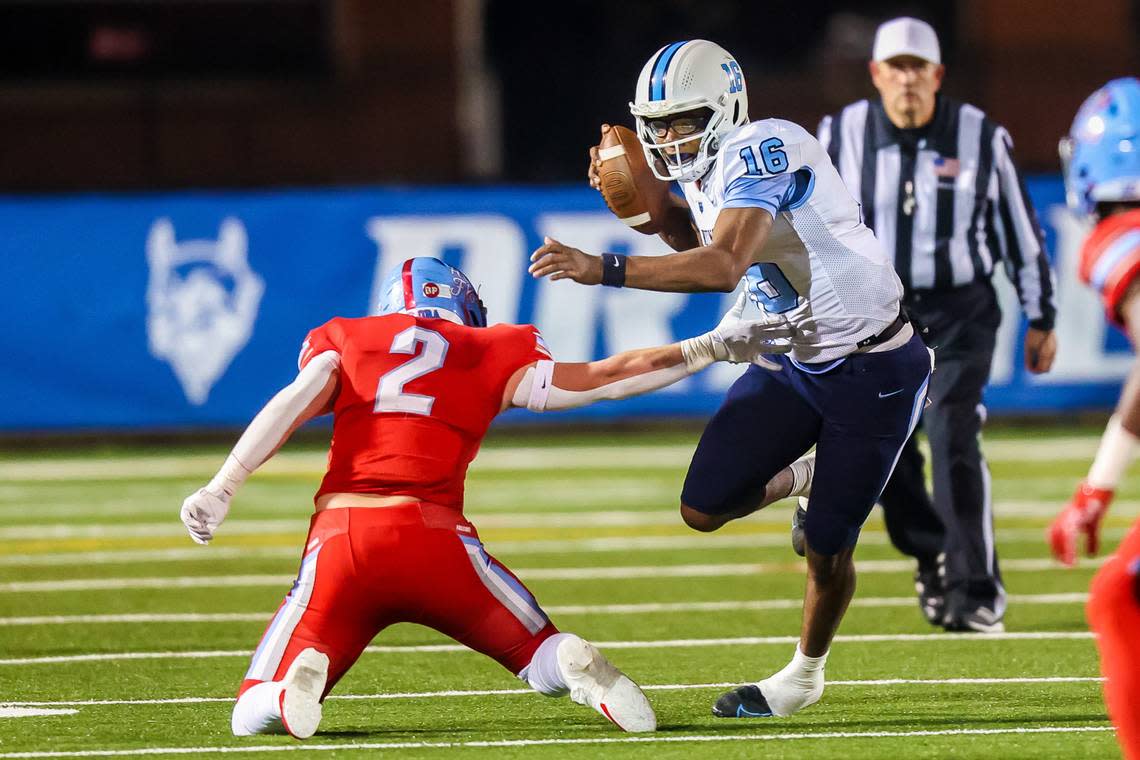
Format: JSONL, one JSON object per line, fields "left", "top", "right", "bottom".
{"left": 422, "top": 282, "right": 440, "bottom": 298}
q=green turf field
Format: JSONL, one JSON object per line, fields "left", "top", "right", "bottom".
{"left": 0, "top": 426, "right": 1127, "bottom": 758}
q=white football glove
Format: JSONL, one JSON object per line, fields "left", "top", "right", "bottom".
{"left": 681, "top": 292, "right": 793, "bottom": 371}
{"left": 180, "top": 485, "right": 231, "bottom": 545}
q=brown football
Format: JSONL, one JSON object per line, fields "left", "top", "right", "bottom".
{"left": 597, "top": 125, "right": 671, "bottom": 235}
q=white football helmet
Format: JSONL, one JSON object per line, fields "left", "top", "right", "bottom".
{"left": 629, "top": 40, "right": 749, "bottom": 182}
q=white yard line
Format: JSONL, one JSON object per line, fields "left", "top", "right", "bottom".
{"left": 0, "top": 725, "right": 1115, "bottom": 757}
{"left": 2, "top": 502, "right": 1137, "bottom": 541}
{"left": 3, "top": 676, "right": 1103, "bottom": 707}
{"left": 0, "top": 593, "right": 1091, "bottom": 626}
{"left": 0, "top": 558, "right": 1104, "bottom": 594}
{"left": 0, "top": 631, "right": 1096, "bottom": 666}
{"left": 0, "top": 436, "right": 1108, "bottom": 483}
{"left": 2, "top": 527, "right": 1120, "bottom": 567}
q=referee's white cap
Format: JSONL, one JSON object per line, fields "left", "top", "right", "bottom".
{"left": 872, "top": 17, "right": 941, "bottom": 64}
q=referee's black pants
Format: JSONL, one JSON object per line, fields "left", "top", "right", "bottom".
{"left": 878, "top": 280, "right": 1005, "bottom": 617}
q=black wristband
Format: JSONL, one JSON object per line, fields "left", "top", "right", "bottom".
{"left": 601, "top": 253, "right": 627, "bottom": 288}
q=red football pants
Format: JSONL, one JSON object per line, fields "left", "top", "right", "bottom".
{"left": 1087, "top": 520, "right": 1140, "bottom": 760}
{"left": 237, "top": 505, "right": 558, "bottom": 698}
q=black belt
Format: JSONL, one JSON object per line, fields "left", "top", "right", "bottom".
{"left": 855, "top": 310, "right": 909, "bottom": 349}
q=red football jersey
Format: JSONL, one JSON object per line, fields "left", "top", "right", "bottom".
{"left": 298, "top": 315, "right": 552, "bottom": 509}
{"left": 1079, "top": 208, "right": 1140, "bottom": 326}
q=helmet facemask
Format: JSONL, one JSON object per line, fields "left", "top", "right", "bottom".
{"left": 632, "top": 101, "right": 727, "bottom": 183}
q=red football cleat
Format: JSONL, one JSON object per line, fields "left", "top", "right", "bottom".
{"left": 1049, "top": 481, "right": 1114, "bottom": 567}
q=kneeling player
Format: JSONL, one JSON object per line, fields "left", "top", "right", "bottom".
{"left": 180, "top": 256, "right": 797, "bottom": 738}
{"left": 1050, "top": 78, "right": 1140, "bottom": 759}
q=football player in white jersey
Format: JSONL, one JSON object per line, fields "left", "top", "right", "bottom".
{"left": 530, "top": 39, "right": 934, "bottom": 719}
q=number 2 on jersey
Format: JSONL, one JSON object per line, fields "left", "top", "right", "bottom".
{"left": 375, "top": 326, "right": 449, "bottom": 415}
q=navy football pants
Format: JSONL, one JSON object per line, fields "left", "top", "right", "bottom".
{"left": 681, "top": 332, "right": 933, "bottom": 556}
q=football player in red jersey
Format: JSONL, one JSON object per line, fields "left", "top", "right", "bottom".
{"left": 180, "top": 256, "right": 802, "bottom": 739}
{"left": 1051, "top": 78, "right": 1140, "bottom": 759}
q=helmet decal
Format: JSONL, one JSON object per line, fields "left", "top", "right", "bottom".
{"left": 649, "top": 40, "right": 689, "bottom": 101}
{"left": 379, "top": 257, "right": 487, "bottom": 327}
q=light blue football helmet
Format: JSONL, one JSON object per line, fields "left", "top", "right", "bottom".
{"left": 376, "top": 257, "right": 487, "bottom": 327}
{"left": 1061, "top": 77, "right": 1140, "bottom": 216}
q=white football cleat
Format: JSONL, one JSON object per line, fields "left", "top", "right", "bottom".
{"left": 279, "top": 648, "right": 329, "bottom": 739}
{"left": 556, "top": 635, "right": 656, "bottom": 732}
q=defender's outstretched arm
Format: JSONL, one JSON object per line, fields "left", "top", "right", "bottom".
{"left": 503, "top": 308, "right": 790, "bottom": 412}
{"left": 180, "top": 351, "right": 340, "bottom": 544}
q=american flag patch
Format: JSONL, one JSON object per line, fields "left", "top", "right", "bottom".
{"left": 933, "top": 157, "right": 960, "bottom": 178}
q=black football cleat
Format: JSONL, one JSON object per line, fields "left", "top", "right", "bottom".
{"left": 790, "top": 498, "right": 808, "bottom": 558}
{"left": 712, "top": 684, "right": 775, "bottom": 718}
{"left": 943, "top": 606, "right": 1005, "bottom": 633}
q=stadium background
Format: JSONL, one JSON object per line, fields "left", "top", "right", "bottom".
{"left": 1, "top": 2, "right": 1137, "bottom": 758}
{"left": 1, "top": 0, "right": 1139, "bottom": 432}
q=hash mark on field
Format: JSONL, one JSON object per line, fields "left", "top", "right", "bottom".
{"left": 0, "top": 593, "right": 1091, "bottom": 626}
{"left": 0, "top": 632, "right": 1096, "bottom": 666}
{"left": 0, "top": 725, "right": 1115, "bottom": 757}
{"left": 0, "top": 707, "right": 77, "bottom": 718}
{"left": 4, "top": 676, "right": 1104, "bottom": 707}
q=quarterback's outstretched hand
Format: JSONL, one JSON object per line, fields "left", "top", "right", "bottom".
{"left": 180, "top": 486, "right": 231, "bottom": 545}
{"left": 1048, "top": 481, "right": 1113, "bottom": 566}
{"left": 529, "top": 237, "right": 602, "bottom": 285}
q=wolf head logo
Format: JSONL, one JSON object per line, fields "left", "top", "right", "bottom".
{"left": 146, "top": 218, "right": 265, "bottom": 405}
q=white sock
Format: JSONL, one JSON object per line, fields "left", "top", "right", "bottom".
{"left": 231, "top": 681, "right": 286, "bottom": 736}
{"left": 757, "top": 645, "right": 827, "bottom": 717}
{"left": 787, "top": 455, "right": 814, "bottom": 499}
{"left": 518, "top": 632, "right": 573, "bottom": 697}
{"left": 1088, "top": 416, "right": 1138, "bottom": 490}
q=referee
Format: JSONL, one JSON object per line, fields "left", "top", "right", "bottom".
{"left": 818, "top": 17, "right": 1058, "bottom": 633}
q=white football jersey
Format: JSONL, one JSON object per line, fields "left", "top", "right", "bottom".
{"left": 681, "top": 119, "right": 904, "bottom": 363}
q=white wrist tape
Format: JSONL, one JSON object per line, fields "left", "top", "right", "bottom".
{"left": 213, "top": 350, "right": 340, "bottom": 495}
{"left": 680, "top": 332, "right": 724, "bottom": 373}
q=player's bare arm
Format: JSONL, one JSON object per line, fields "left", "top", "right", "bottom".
{"left": 179, "top": 352, "right": 340, "bottom": 544}
{"left": 656, "top": 193, "right": 702, "bottom": 251}
{"left": 528, "top": 206, "right": 773, "bottom": 293}
{"left": 500, "top": 310, "right": 792, "bottom": 413}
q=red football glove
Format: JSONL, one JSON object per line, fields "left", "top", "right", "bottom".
{"left": 1049, "top": 481, "right": 1113, "bottom": 566}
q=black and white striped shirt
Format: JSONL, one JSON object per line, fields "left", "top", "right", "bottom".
{"left": 818, "top": 95, "right": 1056, "bottom": 330}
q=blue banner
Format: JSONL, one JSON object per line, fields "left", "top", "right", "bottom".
{"left": 0, "top": 180, "right": 1128, "bottom": 430}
